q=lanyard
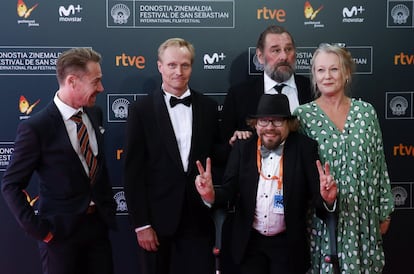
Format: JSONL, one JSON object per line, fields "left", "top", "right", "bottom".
{"left": 257, "top": 138, "right": 283, "bottom": 190}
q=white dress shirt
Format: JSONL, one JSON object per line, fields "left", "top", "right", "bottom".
{"left": 253, "top": 144, "right": 286, "bottom": 236}
{"left": 53, "top": 92, "right": 98, "bottom": 175}
{"left": 163, "top": 88, "right": 193, "bottom": 172}
{"left": 264, "top": 73, "right": 300, "bottom": 113}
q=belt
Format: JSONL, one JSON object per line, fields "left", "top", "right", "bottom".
{"left": 86, "top": 204, "right": 96, "bottom": 214}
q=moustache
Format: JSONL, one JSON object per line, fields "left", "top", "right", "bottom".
{"left": 275, "top": 62, "right": 292, "bottom": 69}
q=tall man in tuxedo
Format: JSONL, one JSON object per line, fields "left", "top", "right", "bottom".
{"left": 221, "top": 25, "right": 312, "bottom": 145}
{"left": 1, "top": 48, "right": 117, "bottom": 274}
{"left": 195, "top": 94, "right": 337, "bottom": 274}
{"left": 124, "top": 38, "right": 221, "bottom": 274}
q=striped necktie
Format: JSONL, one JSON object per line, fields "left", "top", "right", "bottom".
{"left": 71, "top": 112, "right": 97, "bottom": 182}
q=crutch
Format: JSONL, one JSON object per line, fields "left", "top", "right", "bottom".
{"left": 324, "top": 211, "right": 340, "bottom": 274}
{"left": 212, "top": 207, "right": 227, "bottom": 274}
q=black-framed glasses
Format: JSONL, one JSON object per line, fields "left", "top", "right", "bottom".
{"left": 257, "top": 119, "right": 284, "bottom": 127}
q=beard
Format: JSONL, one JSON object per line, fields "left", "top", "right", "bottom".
{"left": 259, "top": 129, "right": 283, "bottom": 150}
{"left": 264, "top": 61, "right": 295, "bottom": 82}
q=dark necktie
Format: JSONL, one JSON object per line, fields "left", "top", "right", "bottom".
{"left": 274, "top": 84, "right": 286, "bottom": 94}
{"left": 170, "top": 95, "right": 192, "bottom": 107}
{"left": 260, "top": 145, "right": 282, "bottom": 158}
{"left": 71, "top": 112, "right": 97, "bottom": 181}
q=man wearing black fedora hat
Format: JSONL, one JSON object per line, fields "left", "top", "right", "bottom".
{"left": 194, "top": 94, "right": 337, "bottom": 274}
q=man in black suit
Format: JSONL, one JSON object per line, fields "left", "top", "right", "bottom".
{"left": 124, "top": 38, "right": 220, "bottom": 274}
{"left": 1, "top": 48, "right": 116, "bottom": 274}
{"left": 221, "top": 25, "right": 312, "bottom": 145}
{"left": 195, "top": 94, "right": 337, "bottom": 274}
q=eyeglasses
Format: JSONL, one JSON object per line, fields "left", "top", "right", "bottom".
{"left": 257, "top": 119, "right": 284, "bottom": 127}
{"left": 319, "top": 42, "right": 346, "bottom": 48}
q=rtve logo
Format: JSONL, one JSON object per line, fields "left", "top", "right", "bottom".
{"left": 115, "top": 53, "right": 145, "bottom": 69}
{"left": 394, "top": 52, "right": 414, "bottom": 65}
{"left": 393, "top": 144, "right": 414, "bottom": 156}
{"left": 257, "top": 7, "right": 286, "bottom": 22}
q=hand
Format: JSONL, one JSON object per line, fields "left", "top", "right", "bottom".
{"left": 380, "top": 219, "right": 391, "bottom": 235}
{"left": 229, "top": 130, "right": 253, "bottom": 146}
{"left": 43, "top": 231, "right": 54, "bottom": 243}
{"left": 137, "top": 227, "right": 159, "bottom": 252}
{"left": 316, "top": 160, "right": 337, "bottom": 205}
{"left": 195, "top": 157, "right": 215, "bottom": 204}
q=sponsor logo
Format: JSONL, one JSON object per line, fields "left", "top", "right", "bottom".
{"left": 387, "top": 0, "right": 414, "bottom": 28}
{"left": 394, "top": 52, "right": 414, "bottom": 65}
{"left": 304, "top": 1, "right": 324, "bottom": 28}
{"left": 257, "top": 7, "right": 286, "bottom": 22}
{"left": 19, "top": 95, "right": 40, "bottom": 120}
{"left": 115, "top": 53, "right": 146, "bottom": 69}
{"left": 203, "top": 52, "right": 226, "bottom": 70}
{"left": 59, "top": 4, "right": 83, "bottom": 23}
{"left": 17, "top": 0, "right": 39, "bottom": 27}
{"left": 393, "top": 144, "right": 414, "bottom": 156}
{"left": 342, "top": 6, "right": 365, "bottom": 23}
{"left": 386, "top": 92, "right": 413, "bottom": 119}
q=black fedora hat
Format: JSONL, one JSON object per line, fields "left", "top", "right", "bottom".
{"left": 250, "top": 94, "right": 295, "bottom": 119}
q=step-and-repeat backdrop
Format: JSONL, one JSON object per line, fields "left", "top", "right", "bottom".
{"left": 0, "top": 1, "right": 413, "bottom": 273}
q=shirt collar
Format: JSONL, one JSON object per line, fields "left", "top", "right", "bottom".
{"left": 54, "top": 92, "right": 83, "bottom": 120}
{"left": 263, "top": 73, "right": 296, "bottom": 93}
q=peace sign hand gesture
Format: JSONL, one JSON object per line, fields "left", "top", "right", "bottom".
{"left": 316, "top": 160, "right": 337, "bottom": 206}
{"left": 195, "top": 157, "right": 215, "bottom": 204}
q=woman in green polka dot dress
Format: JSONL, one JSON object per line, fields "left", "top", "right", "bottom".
{"left": 293, "top": 43, "right": 394, "bottom": 273}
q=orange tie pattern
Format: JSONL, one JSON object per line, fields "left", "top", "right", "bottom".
{"left": 71, "top": 112, "right": 97, "bottom": 182}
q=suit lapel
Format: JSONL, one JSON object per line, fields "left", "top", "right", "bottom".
{"left": 47, "top": 102, "right": 90, "bottom": 178}
{"left": 153, "top": 90, "right": 185, "bottom": 172}
{"left": 281, "top": 135, "right": 295, "bottom": 206}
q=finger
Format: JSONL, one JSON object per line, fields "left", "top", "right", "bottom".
{"left": 324, "top": 162, "right": 331, "bottom": 177}
{"left": 316, "top": 160, "right": 324, "bottom": 177}
{"left": 205, "top": 157, "right": 211, "bottom": 175}
{"left": 196, "top": 160, "right": 205, "bottom": 176}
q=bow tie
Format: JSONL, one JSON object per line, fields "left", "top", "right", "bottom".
{"left": 260, "top": 145, "right": 283, "bottom": 159}
{"left": 170, "top": 95, "right": 192, "bottom": 107}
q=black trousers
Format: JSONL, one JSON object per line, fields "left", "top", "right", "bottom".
{"left": 138, "top": 218, "right": 215, "bottom": 274}
{"left": 239, "top": 230, "right": 289, "bottom": 274}
{"left": 38, "top": 212, "right": 113, "bottom": 274}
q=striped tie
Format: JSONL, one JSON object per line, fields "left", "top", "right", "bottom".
{"left": 71, "top": 112, "right": 97, "bottom": 182}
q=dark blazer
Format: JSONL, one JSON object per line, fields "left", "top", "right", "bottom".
{"left": 220, "top": 74, "right": 312, "bottom": 143}
{"left": 1, "top": 102, "right": 116, "bottom": 241}
{"left": 124, "top": 88, "right": 220, "bottom": 236}
{"left": 214, "top": 133, "right": 327, "bottom": 273}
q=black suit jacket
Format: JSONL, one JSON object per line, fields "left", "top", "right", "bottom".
{"left": 1, "top": 102, "right": 116, "bottom": 241}
{"left": 124, "top": 89, "right": 220, "bottom": 236}
{"left": 214, "top": 133, "right": 327, "bottom": 273}
{"left": 220, "top": 74, "right": 312, "bottom": 143}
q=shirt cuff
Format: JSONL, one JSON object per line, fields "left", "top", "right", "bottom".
{"left": 323, "top": 199, "right": 337, "bottom": 213}
{"left": 135, "top": 225, "right": 151, "bottom": 233}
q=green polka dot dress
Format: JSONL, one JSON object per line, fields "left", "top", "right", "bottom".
{"left": 293, "top": 98, "right": 394, "bottom": 274}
